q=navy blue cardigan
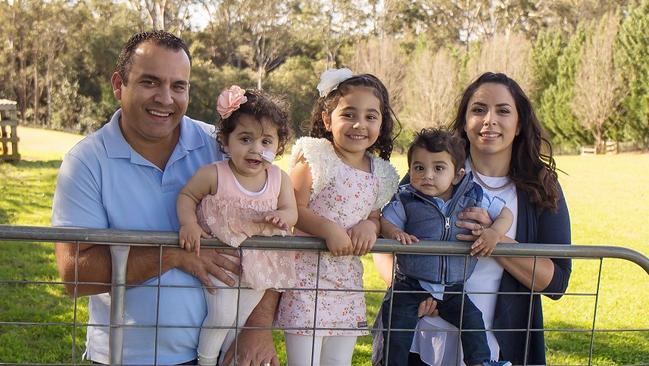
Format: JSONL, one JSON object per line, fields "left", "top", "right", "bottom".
{"left": 397, "top": 174, "right": 572, "bottom": 365}
{"left": 493, "top": 186, "right": 572, "bottom": 365}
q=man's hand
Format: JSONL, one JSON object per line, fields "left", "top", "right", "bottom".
{"left": 221, "top": 327, "right": 279, "bottom": 366}
{"left": 174, "top": 248, "right": 240, "bottom": 293}
{"left": 222, "top": 290, "right": 280, "bottom": 366}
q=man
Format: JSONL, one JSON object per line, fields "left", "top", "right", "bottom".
{"left": 53, "top": 30, "right": 280, "bottom": 366}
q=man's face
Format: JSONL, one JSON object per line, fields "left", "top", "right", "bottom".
{"left": 111, "top": 41, "right": 191, "bottom": 146}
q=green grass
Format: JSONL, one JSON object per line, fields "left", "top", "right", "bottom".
{"left": 1, "top": 131, "right": 648, "bottom": 364}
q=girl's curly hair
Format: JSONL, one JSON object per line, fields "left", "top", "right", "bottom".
{"left": 217, "top": 89, "right": 292, "bottom": 156}
{"left": 307, "top": 74, "right": 398, "bottom": 160}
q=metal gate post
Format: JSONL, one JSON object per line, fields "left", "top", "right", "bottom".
{"left": 109, "top": 245, "right": 130, "bottom": 365}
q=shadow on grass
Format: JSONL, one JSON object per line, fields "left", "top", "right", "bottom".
{"left": 2, "top": 160, "right": 62, "bottom": 169}
{"left": 546, "top": 320, "right": 649, "bottom": 365}
{"left": 0, "top": 240, "right": 89, "bottom": 364}
{"left": 0, "top": 207, "right": 11, "bottom": 225}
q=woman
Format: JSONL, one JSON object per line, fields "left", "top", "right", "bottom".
{"left": 374, "top": 72, "right": 572, "bottom": 365}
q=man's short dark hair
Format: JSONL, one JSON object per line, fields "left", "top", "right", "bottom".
{"left": 407, "top": 128, "right": 466, "bottom": 172}
{"left": 115, "top": 30, "right": 191, "bottom": 85}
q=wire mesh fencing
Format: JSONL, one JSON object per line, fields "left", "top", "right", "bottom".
{"left": 0, "top": 225, "right": 648, "bottom": 365}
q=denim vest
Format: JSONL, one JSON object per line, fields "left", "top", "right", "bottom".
{"left": 395, "top": 173, "right": 483, "bottom": 284}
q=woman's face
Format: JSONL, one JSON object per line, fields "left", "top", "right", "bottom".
{"left": 464, "top": 82, "right": 520, "bottom": 159}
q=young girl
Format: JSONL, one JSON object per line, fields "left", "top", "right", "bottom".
{"left": 276, "top": 68, "right": 400, "bottom": 365}
{"left": 176, "top": 85, "right": 298, "bottom": 366}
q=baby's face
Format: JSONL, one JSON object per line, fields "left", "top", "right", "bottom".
{"left": 409, "top": 148, "right": 463, "bottom": 201}
{"left": 223, "top": 114, "right": 279, "bottom": 178}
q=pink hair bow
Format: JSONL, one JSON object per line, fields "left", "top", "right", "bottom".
{"left": 216, "top": 85, "right": 248, "bottom": 119}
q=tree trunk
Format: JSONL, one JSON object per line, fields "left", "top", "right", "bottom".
{"left": 33, "top": 55, "right": 39, "bottom": 126}
{"left": 257, "top": 65, "right": 264, "bottom": 90}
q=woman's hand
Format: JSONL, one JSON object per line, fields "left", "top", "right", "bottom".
{"left": 417, "top": 297, "right": 439, "bottom": 317}
{"left": 455, "top": 207, "right": 493, "bottom": 241}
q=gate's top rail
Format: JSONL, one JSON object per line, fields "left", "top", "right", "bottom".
{"left": 1, "top": 224, "right": 648, "bottom": 275}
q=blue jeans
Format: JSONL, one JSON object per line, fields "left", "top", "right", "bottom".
{"left": 381, "top": 275, "right": 491, "bottom": 365}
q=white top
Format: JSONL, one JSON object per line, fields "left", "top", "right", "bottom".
{"left": 410, "top": 161, "right": 518, "bottom": 365}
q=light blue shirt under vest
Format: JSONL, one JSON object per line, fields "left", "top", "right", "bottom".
{"left": 52, "top": 110, "right": 223, "bottom": 365}
{"left": 383, "top": 187, "right": 505, "bottom": 300}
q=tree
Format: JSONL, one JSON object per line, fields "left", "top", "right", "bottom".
{"left": 615, "top": 0, "right": 649, "bottom": 148}
{"left": 401, "top": 45, "right": 460, "bottom": 131}
{"left": 348, "top": 37, "right": 407, "bottom": 113}
{"left": 572, "top": 12, "right": 621, "bottom": 152}
{"left": 537, "top": 25, "right": 590, "bottom": 147}
{"left": 465, "top": 32, "right": 534, "bottom": 92}
{"left": 127, "top": 0, "right": 194, "bottom": 32}
{"left": 529, "top": 28, "right": 564, "bottom": 106}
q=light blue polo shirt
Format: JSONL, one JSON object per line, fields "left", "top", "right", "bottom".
{"left": 52, "top": 110, "right": 223, "bottom": 365}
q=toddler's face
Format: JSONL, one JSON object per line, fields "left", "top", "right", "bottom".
{"left": 223, "top": 114, "right": 279, "bottom": 178}
{"left": 409, "top": 147, "right": 464, "bottom": 201}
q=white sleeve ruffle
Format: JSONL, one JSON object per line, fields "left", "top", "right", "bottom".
{"left": 288, "top": 136, "right": 399, "bottom": 208}
{"left": 288, "top": 137, "right": 338, "bottom": 202}
{"left": 371, "top": 156, "right": 399, "bottom": 211}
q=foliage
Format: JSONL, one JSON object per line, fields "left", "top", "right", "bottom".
{"left": 572, "top": 12, "right": 621, "bottom": 152}
{"left": 615, "top": 0, "right": 649, "bottom": 148}
{"left": 536, "top": 25, "right": 590, "bottom": 147}
{"left": 0, "top": 0, "right": 648, "bottom": 151}
{"left": 530, "top": 28, "right": 565, "bottom": 106}
{"left": 266, "top": 56, "right": 321, "bottom": 136}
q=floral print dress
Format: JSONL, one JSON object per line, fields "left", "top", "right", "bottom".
{"left": 276, "top": 137, "right": 398, "bottom": 336}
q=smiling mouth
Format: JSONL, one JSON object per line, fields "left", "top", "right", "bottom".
{"left": 346, "top": 134, "right": 367, "bottom": 140}
{"left": 147, "top": 109, "right": 173, "bottom": 118}
{"left": 479, "top": 131, "right": 501, "bottom": 138}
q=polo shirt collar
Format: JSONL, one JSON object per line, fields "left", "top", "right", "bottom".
{"left": 103, "top": 109, "right": 206, "bottom": 161}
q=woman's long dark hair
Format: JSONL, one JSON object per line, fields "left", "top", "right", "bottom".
{"left": 308, "top": 73, "right": 396, "bottom": 160}
{"left": 450, "top": 72, "right": 560, "bottom": 211}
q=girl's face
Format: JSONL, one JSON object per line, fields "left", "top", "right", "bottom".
{"left": 323, "top": 86, "right": 382, "bottom": 159}
{"left": 464, "top": 82, "right": 520, "bottom": 160}
{"left": 222, "top": 114, "right": 279, "bottom": 178}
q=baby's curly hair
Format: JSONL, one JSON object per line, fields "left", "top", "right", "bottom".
{"left": 407, "top": 128, "right": 466, "bottom": 173}
{"left": 217, "top": 89, "right": 292, "bottom": 156}
{"left": 307, "top": 74, "right": 396, "bottom": 160}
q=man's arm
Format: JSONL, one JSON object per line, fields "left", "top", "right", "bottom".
{"left": 222, "top": 290, "right": 281, "bottom": 366}
{"left": 53, "top": 153, "right": 238, "bottom": 296}
{"left": 55, "top": 243, "right": 239, "bottom": 296}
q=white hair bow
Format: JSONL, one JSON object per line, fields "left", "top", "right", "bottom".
{"left": 316, "top": 68, "right": 354, "bottom": 97}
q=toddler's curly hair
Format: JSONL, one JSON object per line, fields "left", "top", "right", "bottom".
{"left": 217, "top": 89, "right": 292, "bottom": 156}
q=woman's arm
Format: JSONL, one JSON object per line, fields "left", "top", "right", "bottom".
{"left": 290, "top": 159, "right": 352, "bottom": 256}
{"left": 372, "top": 253, "right": 394, "bottom": 287}
{"left": 496, "top": 189, "right": 572, "bottom": 295}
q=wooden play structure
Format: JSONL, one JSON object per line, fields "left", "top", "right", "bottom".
{"left": 0, "top": 99, "right": 20, "bottom": 162}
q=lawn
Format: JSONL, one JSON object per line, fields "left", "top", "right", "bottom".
{"left": 1, "top": 127, "right": 648, "bottom": 365}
